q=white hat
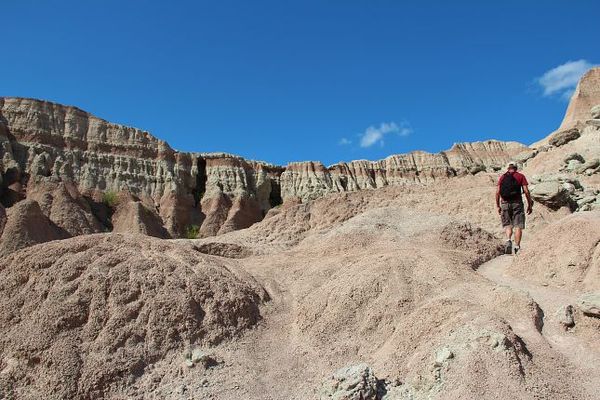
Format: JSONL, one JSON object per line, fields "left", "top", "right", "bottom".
{"left": 506, "top": 161, "right": 518, "bottom": 170}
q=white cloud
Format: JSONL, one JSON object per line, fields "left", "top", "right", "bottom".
{"left": 537, "top": 60, "right": 595, "bottom": 100}
{"left": 359, "top": 121, "right": 411, "bottom": 148}
{"left": 338, "top": 137, "right": 352, "bottom": 145}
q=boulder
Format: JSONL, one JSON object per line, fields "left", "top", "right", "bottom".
{"left": 548, "top": 128, "right": 581, "bottom": 147}
{"left": 563, "top": 153, "right": 585, "bottom": 164}
{"left": 320, "top": 364, "right": 379, "bottom": 400}
{"left": 556, "top": 305, "right": 575, "bottom": 329}
{"left": 577, "top": 195, "right": 598, "bottom": 208}
{"left": 577, "top": 293, "right": 600, "bottom": 317}
{"left": 576, "top": 159, "right": 600, "bottom": 175}
{"left": 562, "top": 182, "right": 576, "bottom": 195}
{"left": 514, "top": 149, "right": 538, "bottom": 164}
{"left": 530, "top": 181, "right": 574, "bottom": 210}
{"left": 565, "top": 159, "right": 583, "bottom": 172}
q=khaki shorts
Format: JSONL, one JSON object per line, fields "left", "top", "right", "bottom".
{"left": 501, "top": 201, "right": 525, "bottom": 229}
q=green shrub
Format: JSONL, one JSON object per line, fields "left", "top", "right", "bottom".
{"left": 102, "top": 191, "right": 119, "bottom": 208}
{"left": 184, "top": 224, "right": 200, "bottom": 239}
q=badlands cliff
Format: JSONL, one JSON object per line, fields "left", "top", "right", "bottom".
{"left": 1, "top": 96, "right": 524, "bottom": 247}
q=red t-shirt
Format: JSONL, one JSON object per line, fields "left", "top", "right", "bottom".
{"left": 497, "top": 171, "right": 529, "bottom": 187}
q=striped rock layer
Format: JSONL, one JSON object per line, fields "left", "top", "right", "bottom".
{"left": 0, "top": 97, "right": 525, "bottom": 242}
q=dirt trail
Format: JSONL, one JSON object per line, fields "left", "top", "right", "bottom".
{"left": 478, "top": 254, "right": 600, "bottom": 398}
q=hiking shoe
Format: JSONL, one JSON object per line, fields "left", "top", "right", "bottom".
{"left": 513, "top": 246, "right": 520, "bottom": 255}
{"left": 504, "top": 240, "right": 512, "bottom": 255}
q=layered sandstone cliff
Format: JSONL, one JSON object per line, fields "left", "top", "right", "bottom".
{"left": 0, "top": 96, "right": 526, "bottom": 246}
{"left": 281, "top": 141, "right": 526, "bottom": 201}
{"left": 0, "top": 97, "right": 285, "bottom": 239}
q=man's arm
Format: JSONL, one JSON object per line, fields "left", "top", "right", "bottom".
{"left": 495, "top": 186, "right": 501, "bottom": 214}
{"left": 523, "top": 185, "right": 533, "bottom": 214}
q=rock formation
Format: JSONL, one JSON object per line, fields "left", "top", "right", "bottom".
{"left": 0, "top": 199, "right": 68, "bottom": 255}
{"left": 0, "top": 96, "right": 526, "bottom": 251}
{"left": 560, "top": 67, "right": 600, "bottom": 130}
{"left": 577, "top": 293, "right": 600, "bottom": 317}
{"left": 111, "top": 196, "right": 170, "bottom": 238}
{"left": 280, "top": 141, "right": 525, "bottom": 202}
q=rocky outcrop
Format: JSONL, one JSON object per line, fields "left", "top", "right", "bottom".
{"left": 198, "top": 155, "right": 283, "bottom": 236}
{"left": 112, "top": 197, "right": 170, "bottom": 238}
{"left": 26, "top": 181, "right": 105, "bottom": 236}
{"left": 0, "top": 97, "right": 527, "bottom": 247}
{"left": 560, "top": 67, "right": 600, "bottom": 130}
{"left": 577, "top": 293, "right": 600, "bottom": 317}
{"left": 0, "top": 97, "right": 284, "bottom": 240}
{"left": 0, "top": 97, "right": 183, "bottom": 197}
{"left": 281, "top": 141, "right": 527, "bottom": 202}
{"left": 0, "top": 199, "right": 68, "bottom": 255}
{"left": 530, "top": 180, "right": 577, "bottom": 210}
{"left": 548, "top": 128, "right": 581, "bottom": 147}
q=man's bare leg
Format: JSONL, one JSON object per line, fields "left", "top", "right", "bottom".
{"left": 504, "top": 226, "right": 513, "bottom": 241}
{"left": 514, "top": 227, "right": 522, "bottom": 247}
{"left": 503, "top": 226, "right": 513, "bottom": 254}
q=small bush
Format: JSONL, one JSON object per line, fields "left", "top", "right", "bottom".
{"left": 102, "top": 191, "right": 119, "bottom": 208}
{"left": 184, "top": 224, "right": 200, "bottom": 239}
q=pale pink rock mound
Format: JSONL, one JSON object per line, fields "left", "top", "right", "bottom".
{"left": 0, "top": 234, "right": 267, "bottom": 399}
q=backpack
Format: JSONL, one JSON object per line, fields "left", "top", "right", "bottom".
{"left": 500, "top": 172, "right": 521, "bottom": 201}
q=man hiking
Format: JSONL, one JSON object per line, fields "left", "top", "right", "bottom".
{"left": 496, "top": 161, "right": 533, "bottom": 255}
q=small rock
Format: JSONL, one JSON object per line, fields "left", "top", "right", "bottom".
{"left": 577, "top": 196, "right": 597, "bottom": 207}
{"left": 577, "top": 293, "right": 600, "bottom": 317}
{"left": 565, "top": 160, "right": 583, "bottom": 172}
{"left": 320, "top": 363, "right": 379, "bottom": 400}
{"left": 561, "top": 182, "right": 576, "bottom": 194}
{"left": 591, "top": 104, "right": 600, "bottom": 119}
{"left": 563, "top": 153, "right": 585, "bottom": 164}
{"left": 183, "top": 347, "right": 219, "bottom": 369}
{"left": 434, "top": 347, "right": 454, "bottom": 366}
{"left": 557, "top": 305, "right": 575, "bottom": 329}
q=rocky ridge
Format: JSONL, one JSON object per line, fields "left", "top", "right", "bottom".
{"left": 0, "top": 97, "right": 524, "bottom": 249}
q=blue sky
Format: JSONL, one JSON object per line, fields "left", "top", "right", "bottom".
{"left": 2, "top": 1, "right": 599, "bottom": 166}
